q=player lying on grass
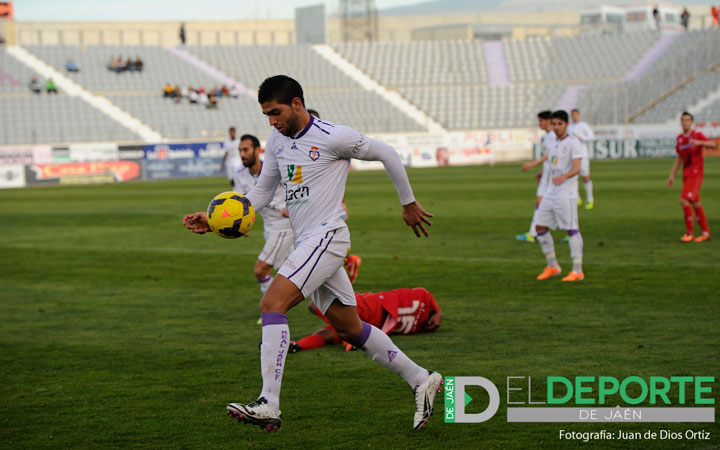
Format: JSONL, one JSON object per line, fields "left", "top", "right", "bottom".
{"left": 183, "top": 75, "right": 441, "bottom": 432}
{"left": 289, "top": 287, "right": 442, "bottom": 352}
{"left": 668, "top": 111, "right": 718, "bottom": 242}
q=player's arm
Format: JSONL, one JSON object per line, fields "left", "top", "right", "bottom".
{"left": 333, "top": 127, "right": 432, "bottom": 237}
{"left": 220, "top": 151, "right": 227, "bottom": 171}
{"left": 423, "top": 292, "right": 443, "bottom": 331}
{"left": 521, "top": 153, "right": 548, "bottom": 171}
{"left": 553, "top": 158, "right": 581, "bottom": 186}
{"left": 246, "top": 143, "right": 282, "bottom": 213}
{"left": 667, "top": 156, "right": 682, "bottom": 187}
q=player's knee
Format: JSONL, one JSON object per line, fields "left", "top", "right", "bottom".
{"left": 535, "top": 225, "right": 548, "bottom": 234}
{"left": 331, "top": 320, "right": 363, "bottom": 342}
{"left": 253, "top": 262, "right": 272, "bottom": 280}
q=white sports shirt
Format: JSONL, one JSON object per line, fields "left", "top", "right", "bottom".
{"left": 233, "top": 164, "right": 291, "bottom": 233}
{"left": 541, "top": 129, "right": 557, "bottom": 174}
{"left": 568, "top": 121, "right": 595, "bottom": 145}
{"left": 246, "top": 116, "right": 415, "bottom": 242}
{"left": 223, "top": 138, "right": 241, "bottom": 179}
{"left": 544, "top": 134, "right": 585, "bottom": 199}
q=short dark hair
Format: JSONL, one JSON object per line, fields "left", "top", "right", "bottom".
{"left": 537, "top": 110, "right": 552, "bottom": 120}
{"left": 258, "top": 75, "right": 305, "bottom": 106}
{"left": 240, "top": 134, "right": 261, "bottom": 149}
{"left": 571, "top": 108, "right": 580, "bottom": 114}
{"left": 552, "top": 110, "right": 569, "bottom": 123}
{"left": 229, "top": 126, "right": 236, "bottom": 132}
{"left": 681, "top": 111, "right": 694, "bottom": 121}
{"left": 307, "top": 108, "right": 320, "bottom": 119}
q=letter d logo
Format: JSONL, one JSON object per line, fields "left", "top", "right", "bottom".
{"left": 444, "top": 376, "right": 500, "bottom": 423}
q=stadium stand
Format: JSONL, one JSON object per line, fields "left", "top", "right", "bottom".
{"left": 696, "top": 97, "right": 720, "bottom": 122}
{"left": 0, "top": 49, "right": 44, "bottom": 93}
{"left": 0, "top": 94, "right": 140, "bottom": 144}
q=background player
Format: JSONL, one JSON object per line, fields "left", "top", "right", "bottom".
{"left": 667, "top": 111, "right": 718, "bottom": 242}
{"left": 517, "top": 110, "right": 556, "bottom": 242}
{"left": 290, "top": 287, "right": 443, "bottom": 352}
{"left": 233, "top": 134, "right": 293, "bottom": 296}
{"left": 221, "top": 127, "right": 240, "bottom": 187}
{"left": 534, "top": 110, "right": 586, "bottom": 282}
{"left": 568, "top": 109, "right": 595, "bottom": 209}
{"left": 307, "top": 107, "right": 362, "bottom": 283}
{"left": 183, "top": 75, "right": 441, "bottom": 431}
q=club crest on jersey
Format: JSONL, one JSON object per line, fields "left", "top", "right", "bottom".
{"left": 287, "top": 164, "right": 303, "bottom": 183}
{"left": 309, "top": 147, "right": 320, "bottom": 161}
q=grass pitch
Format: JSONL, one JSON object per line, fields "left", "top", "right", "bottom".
{"left": 1, "top": 159, "right": 719, "bottom": 449}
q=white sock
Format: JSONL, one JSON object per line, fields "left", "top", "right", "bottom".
{"left": 536, "top": 231, "right": 558, "bottom": 267}
{"left": 349, "top": 322, "right": 428, "bottom": 388}
{"left": 528, "top": 206, "right": 539, "bottom": 237}
{"left": 568, "top": 231, "right": 583, "bottom": 272}
{"left": 584, "top": 180, "right": 594, "bottom": 203}
{"left": 259, "top": 313, "right": 289, "bottom": 412}
{"left": 258, "top": 275, "right": 273, "bottom": 294}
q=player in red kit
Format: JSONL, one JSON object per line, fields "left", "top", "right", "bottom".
{"left": 289, "top": 288, "right": 442, "bottom": 352}
{"left": 668, "top": 112, "right": 718, "bottom": 242}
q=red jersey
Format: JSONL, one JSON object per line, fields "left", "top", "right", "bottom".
{"left": 676, "top": 130, "right": 709, "bottom": 177}
{"left": 355, "top": 288, "right": 441, "bottom": 335}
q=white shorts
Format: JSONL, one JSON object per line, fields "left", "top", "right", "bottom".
{"left": 536, "top": 196, "right": 579, "bottom": 230}
{"left": 278, "top": 227, "right": 355, "bottom": 314}
{"left": 536, "top": 170, "right": 550, "bottom": 197}
{"left": 258, "top": 230, "right": 294, "bottom": 269}
{"left": 580, "top": 157, "right": 590, "bottom": 177}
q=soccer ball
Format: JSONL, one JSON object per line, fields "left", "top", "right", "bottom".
{"left": 206, "top": 191, "right": 255, "bottom": 239}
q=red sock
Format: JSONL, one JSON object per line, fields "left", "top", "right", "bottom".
{"left": 683, "top": 205, "right": 694, "bottom": 234}
{"left": 694, "top": 206, "right": 710, "bottom": 234}
{"left": 296, "top": 334, "right": 327, "bottom": 350}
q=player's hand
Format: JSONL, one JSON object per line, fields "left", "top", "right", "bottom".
{"left": 552, "top": 175, "right": 565, "bottom": 186}
{"left": 341, "top": 201, "right": 350, "bottom": 220}
{"left": 690, "top": 139, "right": 705, "bottom": 146}
{"left": 403, "top": 201, "right": 433, "bottom": 238}
{"left": 426, "top": 310, "right": 443, "bottom": 331}
{"left": 667, "top": 177, "right": 674, "bottom": 187}
{"left": 183, "top": 212, "right": 210, "bottom": 234}
{"left": 281, "top": 208, "right": 289, "bottom": 218}
{"left": 521, "top": 162, "right": 534, "bottom": 172}
{"left": 535, "top": 171, "right": 543, "bottom": 182}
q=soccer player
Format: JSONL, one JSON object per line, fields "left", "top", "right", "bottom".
{"left": 183, "top": 75, "right": 441, "bottom": 431}
{"left": 290, "top": 287, "right": 442, "bottom": 352}
{"left": 232, "top": 134, "right": 293, "bottom": 295}
{"left": 568, "top": 109, "right": 595, "bottom": 209}
{"left": 221, "top": 127, "right": 240, "bottom": 187}
{"left": 667, "top": 112, "right": 718, "bottom": 242}
{"left": 307, "top": 107, "right": 363, "bottom": 282}
{"left": 517, "top": 110, "right": 556, "bottom": 242}
{"left": 534, "top": 110, "right": 586, "bottom": 282}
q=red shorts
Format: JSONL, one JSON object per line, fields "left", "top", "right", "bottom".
{"left": 681, "top": 175, "right": 703, "bottom": 202}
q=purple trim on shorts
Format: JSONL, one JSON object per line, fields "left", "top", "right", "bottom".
{"left": 536, "top": 230, "right": 549, "bottom": 236}
{"left": 584, "top": 179, "right": 590, "bottom": 183}
{"left": 300, "top": 230, "right": 336, "bottom": 290}
{"left": 567, "top": 229, "right": 580, "bottom": 236}
{"left": 287, "top": 231, "right": 330, "bottom": 280}
{"left": 348, "top": 322, "right": 372, "bottom": 348}
{"left": 258, "top": 275, "right": 272, "bottom": 283}
{"left": 261, "top": 312, "right": 288, "bottom": 326}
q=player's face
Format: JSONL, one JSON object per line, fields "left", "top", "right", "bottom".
{"left": 538, "top": 117, "right": 549, "bottom": 131}
{"left": 261, "top": 98, "right": 303, "bottom": 137}
{"left": 681, "top": 115, "right": 693, "bottom": 133}
{"left": 552, "top": 118, "right": 568, "bottom": 138}
{"left": 571, "top": 111, "right": 580, "bottom": 123}
{"left": 229, "top": 128, "right": 236, "bottom": 140}
{"left": 239, "top": 139, "right": 257, "bottom": 167}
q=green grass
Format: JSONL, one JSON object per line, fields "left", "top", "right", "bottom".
{"left": 1, "top": 159, "right": 719, "bottom": 449}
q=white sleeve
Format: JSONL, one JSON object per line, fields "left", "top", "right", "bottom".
{"left": 328, "top": 126, "right": 415, "bottom": 205}
{"left": 571, "top": 140, "right": 586, "bottom": 160}
{"left": 246, "top": 141, "right": 282, "bottom": 213}
{"left": 584, "top": 123, "right": 595, "bottom": 141}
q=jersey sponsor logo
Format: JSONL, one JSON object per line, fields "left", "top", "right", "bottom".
{"left": 309, "top": 147, "right": 320, "bottom": 161}
{"left": 285, "top": 185, "right": 310, "bottom": 204}
{"left": 551, "top": 155, "right": 559, "bottom": 165}
{"left": 287, "top": 164, "right": 303, "bottom": 183}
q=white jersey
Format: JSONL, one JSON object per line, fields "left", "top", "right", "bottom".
{"left": 540, "top": 129, "right": 557, "bottom": 172}
{"left": 544, "top": 134, "right": 585, "bottom": 200}
{"left": 223, "top": 138, "right": 241, "bottom": 180}
{"left": 568, "top": 121, "right": 594, "bottom": 152}
{"left": 233, "top": 164, "right": 291, "bottom": 233}
{"left": 247, "top": 116, "right": 414, "bottom": 242}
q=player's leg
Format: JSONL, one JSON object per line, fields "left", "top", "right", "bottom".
{"left": 290, "top": 326, "right": 338, "bottom": 352}
{"left": 227, "top": 275, "right": 303, "bottom": 431}
{"left": 534, "top": 198, "right": 561, "bottom": 279}
{"left": 323, "top": 298, "right": 441, "bottom": 429}
{"left": 256, "top": 231, "right": 293, "bottom": 294}
{"left": 558, "top": 197, "right": 584, "bottom": 281}
{"left": 581, "top": 158, "right": 594, "bottom": 209}
{"left": 687, "top": 177, "right": 710, "bottom": 241}
{"left": 254, "top": 260, "right": 274, "bottom": 294}
{"left": 680, "top": 177, "right": 697, "bottom": 241}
